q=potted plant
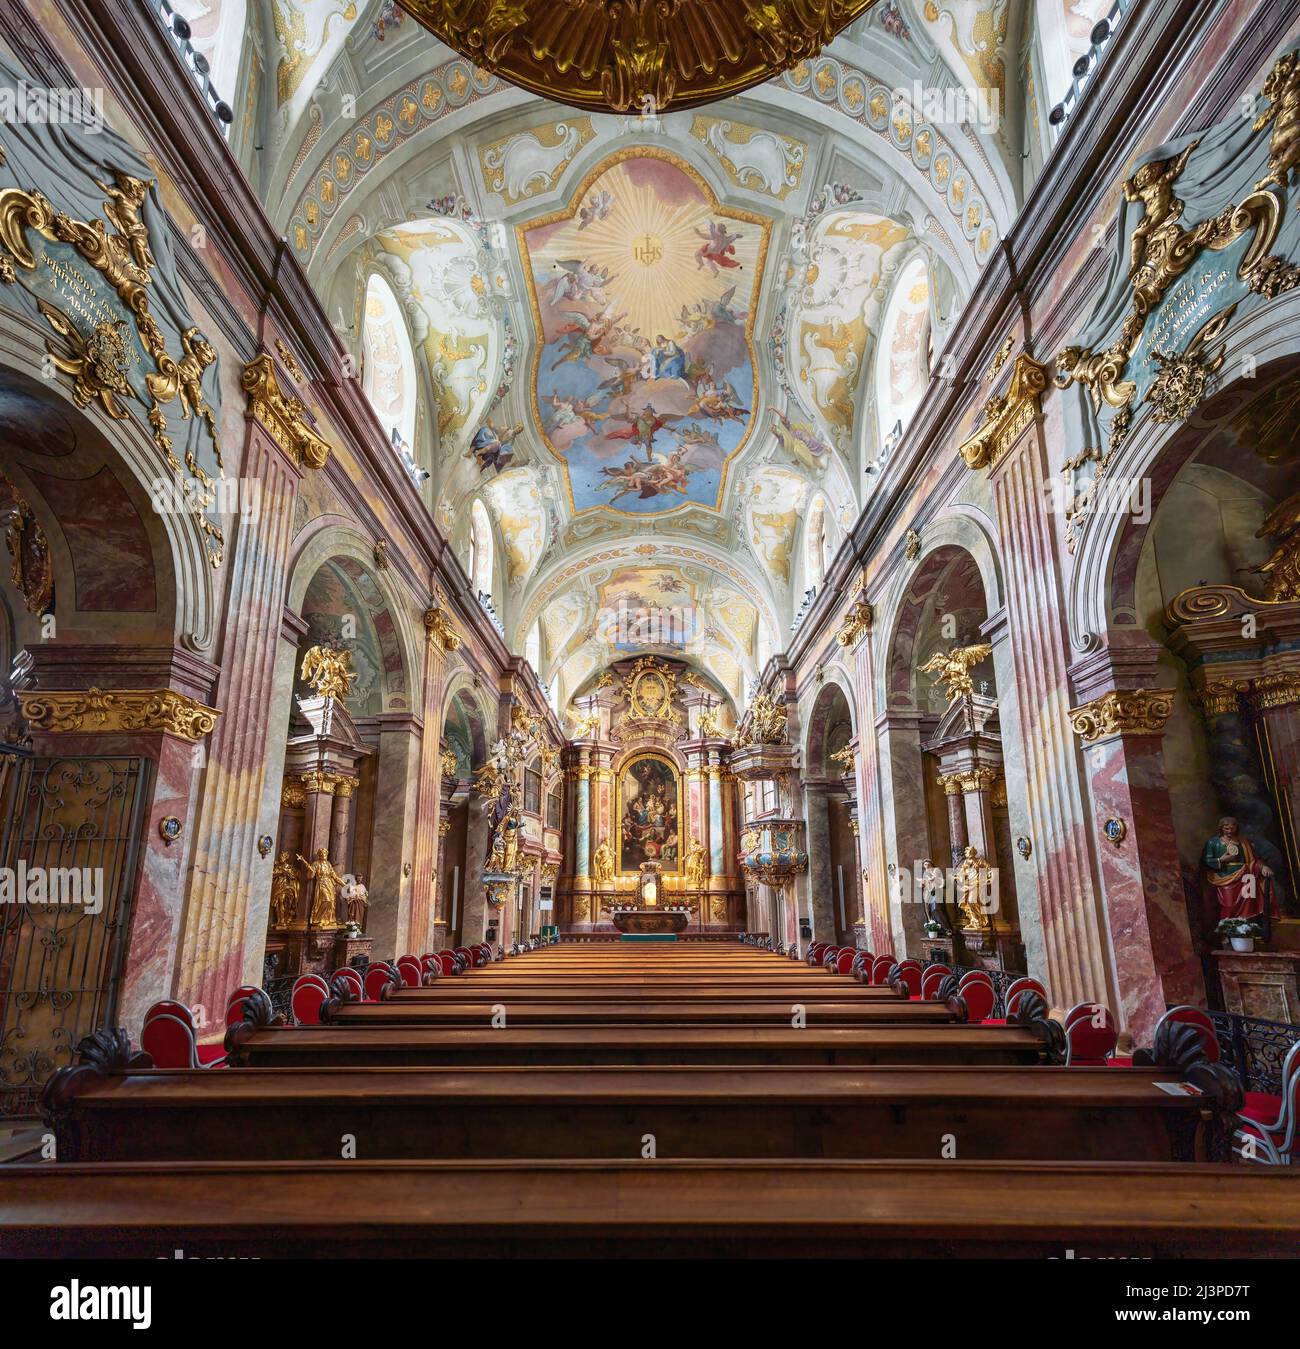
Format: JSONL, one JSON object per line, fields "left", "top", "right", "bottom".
{"left": 923, "top": 919, "right": 945, "bottom": 938}
{"left": 1217, "top": 918, "right": 1263, "bottom": 953}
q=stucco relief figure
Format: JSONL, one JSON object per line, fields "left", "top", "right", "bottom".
{"left": 343, "top": 873, "right": 369, "bottom": 928}
{"left": 684, "top": 838, "right": 708, "bottom": 889}
{"left": 271, "top": 852, "right": 301, "bottom": 928}
{"left": 591, "top": 838, "right": 615, "bottom": 886}
{"left": 1202, "top": 817, "right": 1274, "bottom": 926}
{"left": 298, "top": 847, "right": 345, "bottom": 927}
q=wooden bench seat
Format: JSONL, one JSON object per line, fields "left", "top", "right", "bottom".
{"left": 45, "top": 1063, "right": 1237, "bottom": 1164}
{"left": 226, "top": 1022, "right": 1051, "bottom": 1070}
{"left": 324, "top": 998, "right": 955, "bottom": 1027}
{"left": 5, "top": 1158, "right": 1293, "bottom": 1258}
{"left": 382, "top": 983, "right": 908, "bottom": 1003}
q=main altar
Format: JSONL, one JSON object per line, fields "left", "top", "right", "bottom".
{"left": 606, "top": 863, "right": 692, "bottom": 939}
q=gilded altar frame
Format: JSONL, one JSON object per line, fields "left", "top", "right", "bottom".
{"left": 614, "top": 749, "right": 684, "bottom": 875}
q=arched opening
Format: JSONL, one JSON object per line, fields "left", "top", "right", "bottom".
{"left": 803, "top": 681, "right": 859, "bottom": 944}
{"left": 882, "top": 544, "right": 1022, "bottom": 966}
{"left": 437, "top": 686, "right": 491, "bottom": 948}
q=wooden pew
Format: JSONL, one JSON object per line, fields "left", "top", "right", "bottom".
{"left": 44, "top": 1062, "right": 1241, "bottom": 1165}
{"left": 226, "top": 1022, "right": 1053, "bottom": 1070}
{"left": 6, "top": 1158, "right": 1293, "bottom": 1258}
{"left": 322, "top": 998, "right": 955, "bottom": 1027}
{"left": 378, "top": 983, "right": 910, "bottom": 1003}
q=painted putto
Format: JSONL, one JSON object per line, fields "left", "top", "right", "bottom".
{"left": 521, "top": 153, "right": 769, "bottom": 515}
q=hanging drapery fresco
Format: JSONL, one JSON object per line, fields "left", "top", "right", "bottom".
{"left": 616, "top": 752, "right": 682, "bottom": 873}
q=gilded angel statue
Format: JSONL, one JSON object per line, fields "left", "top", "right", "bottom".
{"left": 918, "top": 643, "right": 993, "bottom": 705}
{"left": 300, "top": 642, "right": 354, "bottom": 701}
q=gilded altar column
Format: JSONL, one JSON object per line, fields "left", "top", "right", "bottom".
{"left": 708, "top": 759, "right": 725, "bottom": 877}
{"left": 175, "top": 353, "right": 316, "bottom": 1031}
{"left": 572, "top": 759, "right": 592, "bottom": 926}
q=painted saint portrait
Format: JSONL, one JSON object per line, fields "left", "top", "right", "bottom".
{"left": 618, "top": 755, "right": 680, "bottom": 873}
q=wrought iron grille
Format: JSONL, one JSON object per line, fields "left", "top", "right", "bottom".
{"left": 1211, "top": 1010, "right": 1300, "bottom": 1097}
{"left": 0, "top": 755, "right": 150, "bottom": 1118}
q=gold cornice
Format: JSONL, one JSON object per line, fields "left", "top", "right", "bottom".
{"left": 18, "top": 686, "right": 220, "bottom": 741}
{"left": 399, "top": 0, "right": 880, "bottom": 114}
{"left": 241, "top": 353, "right": 330, "bottom": 470}
{"left": 1068, "top": 688, "right": 1175, "bottom": 743}
{"left": 938, "top": 767, "right": 1000, "bottom": 794}
{"left": 959, "top": 355, "right": 1049, "bottom": 471}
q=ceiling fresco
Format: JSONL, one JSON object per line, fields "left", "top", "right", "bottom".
{"left": 519, "top": 152, "right": 771, "bottom": 516}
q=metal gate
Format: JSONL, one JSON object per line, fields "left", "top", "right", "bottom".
{"left": 0, "top": 753, "right": 151, "bottom": 1118}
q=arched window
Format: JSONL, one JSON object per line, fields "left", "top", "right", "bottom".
{"left": 805, "top": 495, "right": 831, "bottom": 586}
{"left": 524, "top": 619, "right": 541, "bottom": 675}
{"left": 876, "top": 255, "right": 931, "bottom": 449}
{"left": 362, "top": 274, "right": 417, "bottom": 466}
{"left": 469, "top": 499, "right": 494, "bottom": 599}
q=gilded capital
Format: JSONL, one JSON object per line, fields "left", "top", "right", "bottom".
{"left": 1068, "top": 688, "right": 1175, "bottom": 743}
{"left": 958, "top": 354, "right": 1049, "bottom": 471}
{"left": 424, "top": 605, "right": 462, "bottom": 652}
{"left": 241, "top": 353, "right": 330, "bottom": 470}
{"left": 1249, "top": 671, "right": 1300, "bottom": 712}
{"left": 1193, "top": 678, "right": 1247, "bottom": 720}
{"left": 18, "top": 686, "right": 220, "bottom": 741}
{"left": 836, "top": 600, "right": 873, "bottom": 649}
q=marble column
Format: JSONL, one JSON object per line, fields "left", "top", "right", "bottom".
{"left": 174, "top": 406, "right": 303, "bottom": 1032}
{"left": 1068, "top": 684, "right": 1203, "bottom": 1041}
{"left": 984, "top": 366, "right": 1114, "bottom": 1017}
{"left": 803, "top": 783, "right": 836, "bottom": 942}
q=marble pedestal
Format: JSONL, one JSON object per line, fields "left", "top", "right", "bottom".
{"left": 1213, "top": 949, "right": 1300, "bottom": 1024}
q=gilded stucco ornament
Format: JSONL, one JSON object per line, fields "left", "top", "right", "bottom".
{"left": 1253, "top": 490, "right": 1300, "bottom": 602}
{"left": 398, "top": 0, "right": 880, "bottom": 114}
{"left": 836, "top": 600, "right": 873, "bottom": 648}
{"left": 18, "top": 687, "right": 220, "bottom": 741}
{"left": 241, "top": 353, "right": 331, "bottom": 471}
{"left": 1068, "top": 689, "right": 1175, "bottom": 743}
{"left": 735, "top": 690, "right": 787, "bottom": 746}
{"left": 300, "top": 643, "right": 355, "bottom": 701}
{"left": 958, "top": 355, "right": 1049, "bottom": 471}
{"left": 424, "top": 589, "right": 463, "bottom": 652}
{"left": 0, "top": 172, "right": 226, "bottom": 565}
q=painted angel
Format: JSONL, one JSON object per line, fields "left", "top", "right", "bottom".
{"left": 694, "top": 220, "right": 742, "bottom": 275}
{"left": 578, "top": 189, "right": 615, "bottom": 230}
{"left": 768, "top": 405, "right": 830, "bottom": 472}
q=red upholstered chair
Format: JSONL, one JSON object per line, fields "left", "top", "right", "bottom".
{"left": 332, "top": 967, "right": 365, "bottom": 1001}
{"left": 419, "top": 954, "right": 440, "bottom": 981}
{"left": 1157, "top": 1005, "right": 1221, "bottom": 1063}
{"left": 1235, "top": 1039, "right": 1300, "bottom": 1164}
{"left": 365, "top": 963, "right": 397, "bottom": 1001}
{"left": 1005, "top": 978, "right": 1047, "bottom": 1019}
{"left": 291, "top": 975, "right": 330, "bottom": 1025}
{"left": 850, "top": 951, "right": 873, "bottom": 979}
{"left": 396, "top": 956, "right": 422, "bottom": 988}
{"left": 144, "top": 1000, "right": 195, "bottom": 1030}
{"left": 958, "top": 978, "right": 996, "bottom": 1022}
{"left": 870, "top": 954, "right": 896, "bottom": 986}
{"left": 821, "top": 945, "right": 841, "bottom": 969}
{"left": 434, "top": 952, "right": 457, "bottom": 976}
{"left": 893, "top": 961, "right": 922, "bottom": 998}
{"left": 141, "top": 1013, "right": 200, "bottom": 1068}
{"left": 454, "top": 946, "right": 475, "bottom": 970}
{"left": 807, "top": 942, "right": 829, "bottom": 966}
{"left": 834, "top": 948, "right": 858, "bottom": 977}
{"left": 1064, "top": 1001, "right": 1118, "bottom": 1064}
{"left": 920, "top": 966, "right": 951, "bottom": 1000}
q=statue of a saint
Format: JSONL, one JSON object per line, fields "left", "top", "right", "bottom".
{"left": 955, "top": 846, "right": 992, "bottom": 930}
{"left": 271, "top": 852, "right": 300, "bottom": 928}
{"left": 684, "top": 838, "right": 708, "bottom": 889}
{"left": 918, "top": 857, "right": 949, "bottom": 933}
{"left": 342, "top": 872, "right": 369, "bottom": 928}
{"left": 918, "top": 644, "right": 993, "bottom": 706}
{"left": 1202, "top": 817, "right": 1274, "bottom": 925}
{"left": 591, "top": 838, "right": 614, "bottom": 886}
{"left": 298, "top": 847, "right": 345, "bottom": 926}
{"left": 300, "top": 642, "right": 355, "bottom": 701}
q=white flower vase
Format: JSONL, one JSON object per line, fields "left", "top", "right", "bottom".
{"left": 1229, "top": 936, "right": 1255, "bottom": 953}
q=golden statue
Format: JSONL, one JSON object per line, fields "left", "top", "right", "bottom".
{"left": 298, "top": 847, "right": 345, "bottom": 926}
{"left": 697, "top": 704, "right": 727, "bottom": 740}
{"left": 829, "top": 743, "right": 855, "bottom": 773}
{"left": 570, "top": 708, "right": 600, "bottom": 739}
{"left": 918, "top": 643, "right": 993, "bottom": 705}
{"left": 737, "top": 691, "right": 786, "bottom": 746}
{"left": 301, "top": 642, "right": 354, "bottom": 701}
{"left": 591, "top": 838, "right": 614, "bottom": 886}
{"left": 1253, "top": 50, "right": 1300, "bottom": 194}
{"left": 956, "top": 846, "right": 992, "bottom": 930}
{"left": 1253, "top": 490, "right": 1300, "bottom": 602}
{"left": 683, "top": 838, "right": 708, "bottom": 889}
{"left": 270, "top": 852, "right": 300, "bottom": 928}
